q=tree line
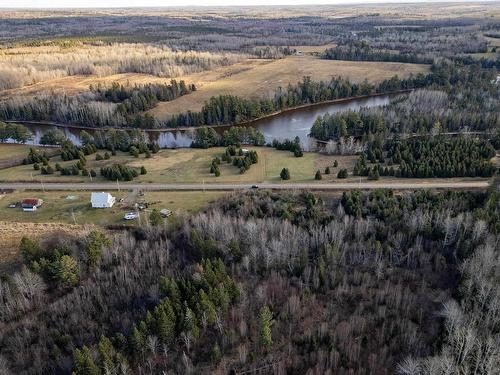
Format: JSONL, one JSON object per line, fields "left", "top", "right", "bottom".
{"left": 323, "top": 41, "right": 433, "bottom": 64}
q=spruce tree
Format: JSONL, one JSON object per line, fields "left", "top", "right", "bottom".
{"left": 259, "top": 305, "right": 273, "bottom": 350}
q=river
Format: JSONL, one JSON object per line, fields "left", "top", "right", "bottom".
{"left": 9, "top": 94, "right": 393, "bottom": 149}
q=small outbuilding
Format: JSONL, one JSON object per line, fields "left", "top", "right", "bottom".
{"left": 21, "top": 198, "right": 43, "bottom": 212}
{"left": 91, "top": 192, "right": 116, "bottom": 208}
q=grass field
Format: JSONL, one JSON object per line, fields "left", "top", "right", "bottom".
{"left": 148, "top": 55, "right": 430, "bottom": 119}
{"left": 0, "top": 190, "right": 226, "bottom": 271}
{"left": 0, "top": 144, "right": 58, "bottom": 169}
{"left": 0, "top": 147, "right": 354, "bottom": 184}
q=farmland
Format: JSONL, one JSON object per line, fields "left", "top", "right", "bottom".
{"left": 148, "top": 55, "right": 429, "bottom": 118}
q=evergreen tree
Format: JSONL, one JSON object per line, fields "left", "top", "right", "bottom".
{"left": 259, "top": 306, "right": 273, "bottom": 350}
{"left": 280, "top": 168, "right": 291, "bottom": 180}
{"left": 73, "top": 346, "right": 100, "bottom": 375}
{"left": 315, "top": 170, "right": 322, "bottom": 180}
{"left": 84, "top": 231, "right": 110, "bottom": 269}
{"left": 149, "top": 209, "right": 163, "bottom": 227}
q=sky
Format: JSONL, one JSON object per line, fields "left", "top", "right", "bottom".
{"left": 0, "top": 0, "right": 486, "bottom": 8}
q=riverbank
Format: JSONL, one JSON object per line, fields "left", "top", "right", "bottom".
{"left": 4, "top": 90, "right": 408, "bottom": 133}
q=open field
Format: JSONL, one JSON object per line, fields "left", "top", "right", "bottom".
{"left": 149, "top": 56, "right": 430, "bottom": 119}
{"left": 0, "top": 147, "right": 351, "bottom": 184}
{"left": 0, "top": 144, "right": 58, "bottom": 169}
{"left": 484, "top": 36, "right": 500, "bottom": 47}
{"left": 0, "top": 190, "right": 226, "bottom": 271}
{"left": 0, "top": 190, "right": 226, "bottom": 225}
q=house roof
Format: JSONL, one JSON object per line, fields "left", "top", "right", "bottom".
{"left": 21, "top": 198, "right": 42, "bottom": 206}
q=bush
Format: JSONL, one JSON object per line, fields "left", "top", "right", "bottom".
{"left": 33, "top": 163, "right": 40, "bottom": 170}
{"left": 337, "top": 169, "right": 348, "bottom": 179}
{"left": 325, "top": 166, "right": 331, "bottom": 174}
{"left": 280, "top": 168, "right": 291, "bottom": 180}
{"left": 95, "top": 153, "right": 103, "bottom": 161}
{"left": 315, "top": 170, "right": 322, "bottom": 180}
{"left": 140, "top": 166, "right": 147, "bottom": 175}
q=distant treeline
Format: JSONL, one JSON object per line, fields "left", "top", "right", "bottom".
{"left": 322, "top": 41, "right": 433, "bottom": 64}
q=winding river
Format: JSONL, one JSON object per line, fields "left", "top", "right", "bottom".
{"left": 9, "top": 94, "right": 394, "bottom": 149}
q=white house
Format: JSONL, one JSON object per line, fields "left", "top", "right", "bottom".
{"left": 91, "top": 192, "right": 116, "bottom": 208}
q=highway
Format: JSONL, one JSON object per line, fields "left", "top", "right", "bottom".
{"left": 0, "top": 181, "right": 490, "bottom": 191}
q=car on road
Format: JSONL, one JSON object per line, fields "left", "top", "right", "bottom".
{"left": 251, "top": 185, "right": 259, "bottom": 189}
{"left": 123, "top": 212, "right": 139, "bottom": 220}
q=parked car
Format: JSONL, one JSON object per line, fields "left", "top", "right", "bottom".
{"left": 123, "top": 212, "right": 139, "bottom": 220}
{"left": 160, "top": 209, "right": 172, "bottom": 218}
{"left": 251, "top": 185, "right": 259, "bottom": 189}
{"left": 8, "top": 203, "right": 17, "bottom": 208}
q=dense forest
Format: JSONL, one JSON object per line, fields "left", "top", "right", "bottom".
{"left": 351, "top": 137, "right": 497, "bottom": 179}
{"left": 1, "top": 188, "right": 499, "bottom": 374}
{"left": 323, "top": 41, "right": 433, "bottom": 64}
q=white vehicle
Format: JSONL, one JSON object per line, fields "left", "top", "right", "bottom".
{"left": 123, "top": 212, "right": 139, "bottom": 220}
{"left": 160, "top": 209, "right": 172, "bottom": 218}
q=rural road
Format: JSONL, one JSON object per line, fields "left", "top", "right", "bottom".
{"left": 0, "top": 181, "right": 490, "bottom": 191}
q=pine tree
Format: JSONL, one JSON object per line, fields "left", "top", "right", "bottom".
{"left": 325, "top": 166, "right": 331, "bottom": 174}
{"left": 73, "top": 346, "right": 100, "bottom": 375}
{"left": 259, "top": 306, "right": 273, "bottom": 350}
{"left": 315, "top": 170, "right": 322, "bottom": 180}
{"left": 97, "top": 336, "right": 116, "bottom": 374}
{"left": 149, "top": 209, "right": 162, "bottom": 227}
{"left": 280, "top": 168, "right": 291, "bottom": 180}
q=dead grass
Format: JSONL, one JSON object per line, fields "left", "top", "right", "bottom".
{"left": 0, "top": 220, "right": 93, "bottom": 272}
{"left": 149, "top": 56, "right": 429, "bottom": 119}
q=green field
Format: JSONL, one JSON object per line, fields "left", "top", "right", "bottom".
{"left": 0, "top": 147, "right": 355, "bottom": 184}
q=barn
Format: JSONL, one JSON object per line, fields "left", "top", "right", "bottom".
{"left": 21, "top": 198, "right": 43, "bottom": 212}
{"left": 91, "top": 192, "right": 116, "bottom": 208}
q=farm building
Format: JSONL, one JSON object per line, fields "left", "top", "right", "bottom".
{"left": 21, "top": 198, "right": 43, "bottom": 212}
{"left": 91, "top": 192, "right": 116, "bottom": 208}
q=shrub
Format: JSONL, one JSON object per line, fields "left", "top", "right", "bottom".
{"left": 337, "top": 169, "right": 348, "bottom": 179}
{"left": 280, "top": 168, "right": 291, "bottom": 180}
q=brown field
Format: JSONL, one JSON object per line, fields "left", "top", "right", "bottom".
{"left": 0, "top": 220, "right": 94, "bottom": 273}
{"left": 485, "top": 36, "right": 500, "bottom": 47}
{"left": 149, "top": 56, "right": 430, "bottom": 119}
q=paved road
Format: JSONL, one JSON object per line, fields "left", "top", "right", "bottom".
{"left": 0, "top": 181, "right": 490, "bottom": 191}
